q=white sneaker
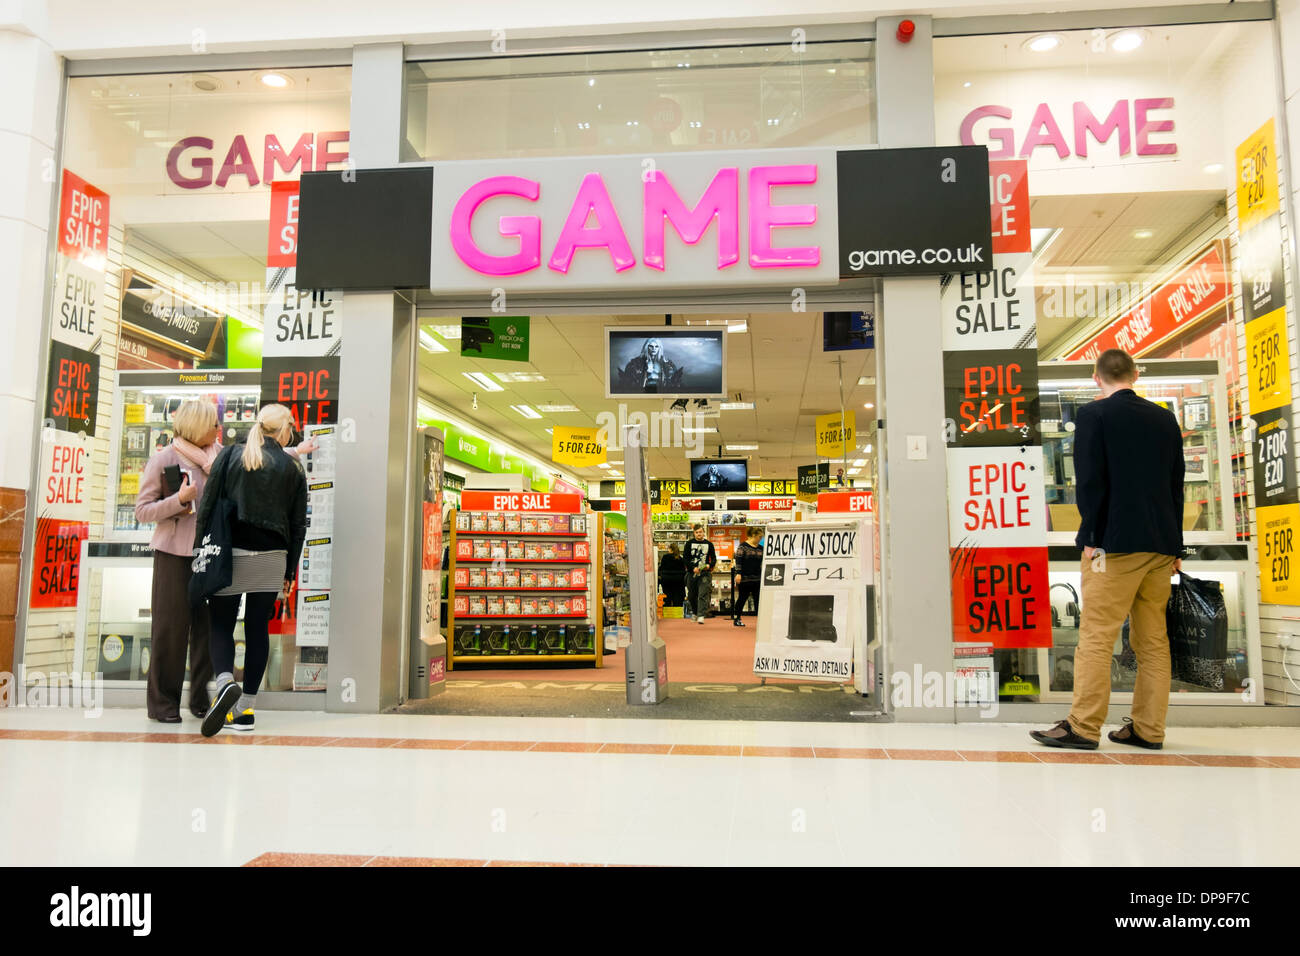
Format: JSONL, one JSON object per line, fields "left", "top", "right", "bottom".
{"left": 697, "top": 616, "right": 705, "bottom": 624}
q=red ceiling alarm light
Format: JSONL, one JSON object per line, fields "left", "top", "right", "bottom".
{"left": 897, "top": 19, "right": 916, "bottom": 43}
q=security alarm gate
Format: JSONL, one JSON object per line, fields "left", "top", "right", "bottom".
{"left": 622, "top": 424, "right": 669, "bottom": 704}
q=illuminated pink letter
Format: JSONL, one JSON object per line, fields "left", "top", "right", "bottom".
{"left": 549, "top": 172, "right": 636, "bottom": 273}
{"left": 1134, "top": 98, "right": 1176, "bottom": 156}
{"left": 748, "top": 165, "right": 820, "bottom": 269}
{"left": 450, "top": 176, "right": 541, "bottom": 276}
{"left": 642, "top": 168, "right": 739, "bottom": 271}
{"left": 1019, "top": 103, "right": 1069, "bottom": 159}
{"left": 960, "top": 106, "right": 1015, "bottom": 159}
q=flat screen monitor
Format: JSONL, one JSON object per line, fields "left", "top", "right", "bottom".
{"left": 605, "top": 326, "right": 725, "bottom": 399}
{"left": 690, "top": 459, "right": 748, "bottom": 493}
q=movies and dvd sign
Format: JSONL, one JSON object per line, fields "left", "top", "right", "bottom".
{"left": 120, "top": 272, "right": 223, "bottom": 359}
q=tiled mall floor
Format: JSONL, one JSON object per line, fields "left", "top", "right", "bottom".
{"left": 1, "top": 706, "right": 1297, "bottom": 866}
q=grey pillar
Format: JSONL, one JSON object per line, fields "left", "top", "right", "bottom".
{"left": 327, "top": 43, "right": 415, "bottom": 712}
{"left": 874, "top": 17, "right": 955, "bottom": 721}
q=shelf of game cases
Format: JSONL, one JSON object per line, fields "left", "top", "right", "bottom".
{"left": 598, "top": 513, "right": 631, "bottom": 651}
{"left": 445, "top": 491, "right": 602, "bottom": 667}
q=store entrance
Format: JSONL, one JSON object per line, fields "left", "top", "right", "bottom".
{"left": 403, "top": 307, "right": 881, "bottom": 721}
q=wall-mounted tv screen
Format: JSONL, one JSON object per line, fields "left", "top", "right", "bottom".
{"left": 605, "top": 326, "right": 726, "bottom": 399}
{"left": 690, "top": 459, "right": 748, "bottom": 493}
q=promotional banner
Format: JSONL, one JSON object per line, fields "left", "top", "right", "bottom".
{"left": 51, "top": 257, "right": 102, "bottom": 352}
{"left": 797, "top": 463, "right": 830, "bottom": 502}
{"left": 57, "top": 169, "right": 109, "bottom": 267}
{"left": 30, "top": 518, "right": 88, "bottom": 609}
{"left": 1252, "top": 408, "right": 1297, "bottom": 506}
{"left": 1237, "top": 214, "right": 1286, "bottom": 324}
{"left": 296, "top": 591, "right": 331, "bottom": 647}
{"left": 552, "top": 426, "right": 607, "bottom": 467}
{"left": 944, "top": 159, "right": 1050, "bottom": 649}
{"left": 36, "top": 432, "right": 91, "bottom": 521}
{"left": 260, "top": 356, "right": 340, "bottom": 427}
{"left": 942, "top": 349, "right": 1039, "bottom": 447}
{"left": 461, "top": 316, "right": 529, "bottom": 361}
{"left": 815, "top": 410, "right": 856, "bottom": 459}
{"left": 267, "top": 180, "right": 301, "bottom": 267}
{"left": 1259, "top": 503, "right": 1300, "bottom": 603}
{"left": 418, "top": 428, "right": 447, "bottom": 691}
{"left": 753, "top": 520, "right": 869, "bottom": 681}
{"left": 1235, "top": 118, "right": 1279, "bottom": 232}
{"left": 44, "top": 341, "right": 99, "bottom": 434}
{"left": 262, "top": 275, "right": 342, "bottom": 358}
{"left": 119, "top": 273, "right": 223, "bottom": 359}
{"left": 949, "top": 545, "right": 1052, "bottom": 647}
{"left": 1245, "top": 307, "right": 1291, "bottom": 415}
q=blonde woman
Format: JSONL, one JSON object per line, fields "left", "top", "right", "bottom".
{"left": 135, "top": 399, "right": 221, "bottom": 722}
{"left": 194, "top": 403, "right": 307, "bottom": 737}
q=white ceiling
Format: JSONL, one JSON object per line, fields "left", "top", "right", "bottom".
{"left": 417, "top": 312, "right": 876, "bottom": 482}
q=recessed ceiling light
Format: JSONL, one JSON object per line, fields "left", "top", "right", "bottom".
{"left": 681, "top": 426, "right": 717, "bottom": 433}
{"left": 856, "top": 376, "right": 875, "bottom": 386}
{"left": 1133, "top": 229, "right": 1154, "bottom": 240}
{"left": 727, "top": 321, "right": 748, "bottom": 333}
{"left": 1109, "top": 29, "right": 1146, "bottom": 52}
{"left": 852, "top": 458, "right": 867, "bottom": 467}
{"left": 864, "top": 444, "right": 872, "bottom": 454}
{"left": 418, "top": 330, "right": 448, "bottom": 353}
{"left": 1203, "top": 162, "right": 1224, "bottom": 174}
{"left": 536, "top": 404, "right": 579, "bottom": 413}
{"left": 493, "top": 372, "right": 546, "bottom": 383}
{"left": 720, "top": 401, "right": 755, "bottom": 410}
{"left": 511, "top": 404, "right": 542, "bottom": 419}
{"left": 427, "top": 324, "right": 460, "bottom": 339}
{"left": 598, "top": 463, "right": 612, "bottom": 469}
{"left": 963, "top": 81, "right": 972, "bottom": 88}
{"left": 587, "top": 77, "right": 595, "bottom": 87}
{"left": 726, "top": 444, "right": 759, "bottom": 451}
{"left": 260, "top": 72, "right": 290, "bottom": 88}
{"left": 847, "top": 468, "right": 861, "bottom": 475}
{"left": 192, "top": 75, "right": 222, "bottom": 92}
{"left": 463, "top": 371, "right": 504, "bottom": 391}
{"left": 544, "top": 427, "right": 553, "bottom": 434}
{"left": 1024, "top": 34, "right": 1061, "bottom": 53}
{"left": 863, "top": 402, "right": 874, "bottom": 410}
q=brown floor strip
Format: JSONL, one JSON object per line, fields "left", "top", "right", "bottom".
{"left": 1, "top": 727, "right": 1295, "bottom": 768}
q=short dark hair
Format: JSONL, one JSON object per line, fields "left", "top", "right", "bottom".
{"left": 692, "top": 523, "right": 704, "bottom": 531}
{"left": 1095, "top": 348, "right": 1137, "bottom": 385}
{"left": 746, "top": 527, "right": 762, "bottom": 540}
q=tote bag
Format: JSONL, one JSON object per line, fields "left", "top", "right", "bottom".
{"left": 189, "top": 453, "right": 235, "bottom": 605}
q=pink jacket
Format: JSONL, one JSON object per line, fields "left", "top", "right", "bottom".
{"left": 134, "top": 444, "right": 213, "bottom": 557}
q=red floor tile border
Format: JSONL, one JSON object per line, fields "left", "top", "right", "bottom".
{"left": 244, "top": 852, "right": 375, "bottom": 867}
{"left": 957, "top": 750, "right": 1042, "bottom": 763}
{"left": 2, "top": 726, "right": 1298, "bottom": 769}
{"left": 365, "top": 856, "right": 488, "bottom": 867}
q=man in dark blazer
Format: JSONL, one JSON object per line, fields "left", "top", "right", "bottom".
{"left": 1032, "top": 349, "right": 1184, "bottom": 751}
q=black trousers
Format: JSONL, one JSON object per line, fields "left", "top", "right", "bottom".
{"left": 147, "top": 551, "right": 214, "bottom": 718}
{"left": 208, "top": 591, "right": 277, "bottom": 695}
{"left": 661, "top": 578, "right": 685, "bottom": 606}
{"left": 733, "top": 581, "right": 760, "bottom": 619}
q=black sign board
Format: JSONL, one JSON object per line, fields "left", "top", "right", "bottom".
{"left": 297, "top": 167, "right": 434, "bottom": 291}
{"left": 943, "top": 348, "right": 1040, "bottom": 447}
{"left": 1239, "top": 214, "right": 1287, "bottom": 324}
{"left": 838, "top": 146, "right": 993, "bottom": 277}
{"left": 119, "top": 272, "right": 222, "bottom": 358}
{"left": 1253, "top": 408, "right": 1298, "bottom": 506}
{"left": 797, "top": 463, "right": 830, "bottom": 498}
{"left": 260, "top": 356, "right": 341, "bottom": 429}
{"left": 45, "top": 340, "right": 99, "bottom": 434}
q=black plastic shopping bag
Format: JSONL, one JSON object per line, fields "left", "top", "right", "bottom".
{"left": 1165, "top": 573, "right": 1229, "bottom": 690}
{"left": 188, "top": 454, "right": 235, "bottom": 605}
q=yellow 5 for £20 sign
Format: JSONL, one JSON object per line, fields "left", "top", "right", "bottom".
{"left": 552, "top": 426, "right": 607, "bottom": 467}
{"left": 1236, "top": 119, "right": 1279, "bottom": 232}
{"left": 1247, "top": 307, "right": 1292, "bottom": 415}
{"left": 816, "top": 410, "right": 855, "bottom": 459}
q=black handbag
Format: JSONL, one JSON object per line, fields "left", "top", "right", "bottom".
{"left": 1166, "top": 572, "right": 1230, "bottom": 690}
{"left": 188, "top": 452, "right": 235, "bottom": 605}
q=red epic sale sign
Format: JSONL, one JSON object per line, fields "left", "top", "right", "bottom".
{"left": 58, "top": 170, "right": 110, "bottom": 266}
{"left": 950, "top": 546, "right": 1051, "bottom": 646}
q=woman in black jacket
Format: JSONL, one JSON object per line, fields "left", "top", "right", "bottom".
{"left": 194, "top": 403, "right": 307, "bottom": 737}
{"left": 658, "top": 543, "right": 686, "bottom": 607}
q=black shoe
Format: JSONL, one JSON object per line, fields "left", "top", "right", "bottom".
{"left": 201, "top": 682, "right": 242, "bottom": 738}
{"left": 1029, "top": 718, "right": 1099, "bottom": 751}
{"left": 153, "top": 714, "right": 182, "bottom": 724}
{"left": 190, "top": 704, "right": 209, "bottom": 719}
{"left": 1108, "top": 717, "right": 1163, "bottom": 750}
{"left": 733, "top": 618, "right": 745, "bottom": 627}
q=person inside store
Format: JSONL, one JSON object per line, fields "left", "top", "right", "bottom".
{"left": 658, "top": 542, "right": 686, "bottom": 607}
{"left": 1031, "top": 348, "right": 1183, "bottom": 752}
{"left": 195, "top": 403, "right": 308, "bottom": 737}
{"left": 732, "top": 527, "right": 764, "bottom": 627}
{"left": 134, "top": 399, "right": 221, "bottom": 723}
{"left": 684, "top": 523, "right": 717, "bottom": 624}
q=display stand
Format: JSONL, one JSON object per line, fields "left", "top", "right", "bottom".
{"left": 446, "top": 490, "right": 599, "bottom": 667}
